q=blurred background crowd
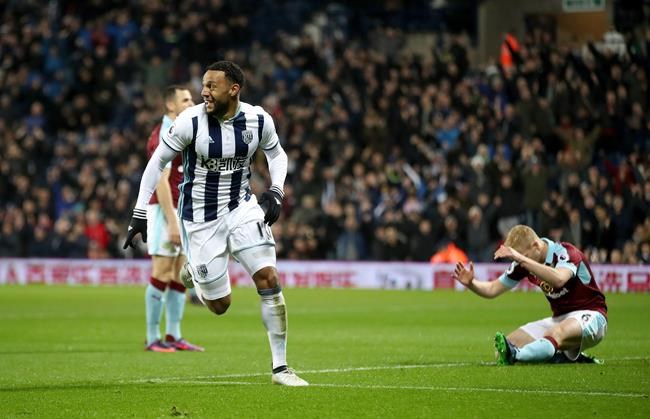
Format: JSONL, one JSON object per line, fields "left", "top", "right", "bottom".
{"left": 1, "top": 0, "right": 649, "bottom": 264}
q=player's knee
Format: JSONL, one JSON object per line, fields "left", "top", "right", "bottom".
{"left": 205, "top": 297, "right": 231, "bottom": 315}
{"left": 152, "top": 257, "right": 175, "bottom": 281}
{"left": 545, "top": 329, "right": 566, "bottom": 348}
{"left": 158, "top": 272, "right": 175, "bottom": 283}
{"left": 252, "top": 266, "right": 279, "bottom": 289}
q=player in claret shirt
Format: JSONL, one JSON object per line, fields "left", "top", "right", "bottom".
{"left": 453, "top": 224, "right": 607, "bottom": 365}
{"left": 142, "top": 85, "right": 204, "bottom": 353}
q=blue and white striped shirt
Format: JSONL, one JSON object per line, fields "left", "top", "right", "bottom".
{"left": 161, "top": 102, "right": 280, "bottom": 222}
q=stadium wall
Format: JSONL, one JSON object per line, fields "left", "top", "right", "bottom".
{"left": 0, "top": 259, "right": 648, "bottom": 293}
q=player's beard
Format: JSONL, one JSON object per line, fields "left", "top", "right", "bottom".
{"left": 206, "top": 98, "right": 229, "bottom": 119}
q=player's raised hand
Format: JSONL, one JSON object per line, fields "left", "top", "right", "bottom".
{"left": 453, "top": 261, "right": 474, "bottom": 286}
{"left": 123, "top": 208, "right": 148, "bottom": 249}
{"left": 259, "top": 188, "right": 283, "bottom": 226}
{"left": 494, "top": 245, "right": 522, "bottom": 262}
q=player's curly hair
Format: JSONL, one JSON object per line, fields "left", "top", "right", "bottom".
{"left": 206, "top": 61, "right": 245, "bottom": 89}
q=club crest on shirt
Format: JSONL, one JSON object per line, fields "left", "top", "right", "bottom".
{"left": 197, "top": 264, "right": 208, "bottom": 279}
{"left": 539, "top": 281, "right": 554, "bottom": 293}
{"left": 242, "top": 130, "right": 254, "bottom": 144}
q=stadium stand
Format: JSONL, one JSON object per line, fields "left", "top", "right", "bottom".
{"left": 0, "top": 1, "right": 648, "bottom": 264}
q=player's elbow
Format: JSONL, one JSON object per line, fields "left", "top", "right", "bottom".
{"left": 550, "top": 270, "right": 573, "bottom": 288}
{"left": 483, "top": 290, "right": 503, "bottom": 299}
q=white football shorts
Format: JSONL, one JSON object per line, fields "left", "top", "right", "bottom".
{"left": 180, "top": 196, "right": 276, "bottom": 300}
{"left": 520, "top": 310, "right": 608, "bottom": 360}
{"left": 146, "top": 204, "right": 182, "bottom": 257}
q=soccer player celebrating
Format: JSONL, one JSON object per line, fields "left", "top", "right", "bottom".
{"left": 124, "top": 61, "right": 308, "bottom": 386}
{"left": 453, "top": 224, "right": 607, "bottom": 365}
{"left": 143, "top": 85, "right": 204, "bottom": 353}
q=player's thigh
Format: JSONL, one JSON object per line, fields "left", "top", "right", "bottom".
{"left": 229, "top": 218, "right": 276, "bottom": 277}
{"left": 151, "top": 255, "right": 175, "bottom": 282}
{"left": 546, "top": 317, "right": 583, "bottom": 350}
{"left": 559, "top": 310, "right": 608, "bottom": 352}
{"left": 234, "top": 244, "right": 277, "bottom": 280}
{"left": 519, "top": 316, "right": 555, "bottom": 342}
{"left": 181, "top": 218, "right": 231, "bottom": 301}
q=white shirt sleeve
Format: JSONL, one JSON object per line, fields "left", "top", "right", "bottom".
{"left": 498, "top": 262, "right": 520, "bottom": 289}
{"left": 161, "top": 112, "right": 194, "bottom": 152}
{"left": 263, "top": 143, "right": 288, "bottom": 199}
{"left": 555, "top": 248, "right": 578, "bottom": 275}
{"left": 258, "top": 111, "right": 286, "bottom": 197}
{"left": 134, "top": 142, "right": 178, "bottom": 211}
{"left": 259, "top": 111, "right": 280, "bottom": 151}
{"left": 158, "top": 129, "right": 172, "bottom": 169}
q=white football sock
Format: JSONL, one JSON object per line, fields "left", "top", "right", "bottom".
{"left": 259, "top": 289, "right": 287, "bottom": 370}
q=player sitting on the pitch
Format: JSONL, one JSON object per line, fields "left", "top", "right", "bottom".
{"left": 453, "top": 224, "right": 607, "bottom": 365}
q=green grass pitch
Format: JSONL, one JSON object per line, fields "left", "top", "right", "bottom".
{"left": 1, "top": 285, "right": 648, "bottom": 418}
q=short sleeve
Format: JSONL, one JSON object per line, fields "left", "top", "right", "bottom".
{"left": 162, "top": 112, "right": 193, "bottom": 152}
{"left": 259, "top": 111, "right": 280, "bottom": 151}
{"left": 498, "top": 262, "right": 526, "bottom": 289}
{"left": 555, "top": 247, "right": 578, "bottom": 275}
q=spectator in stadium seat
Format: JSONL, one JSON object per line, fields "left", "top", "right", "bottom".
{"left": 0, "top": 1, "right": 648, "bottom": 265}
{"left": 521, "top": 157, "right": 547, "bottom": 231}
{"left": 410, "top": 218, "right": 436, "bottom": 262}
{"left": 465, "top": 205, "right": 491, "bottom": 262}
{"left": 67, "top": 221, "right": 90, "bottom": 259}
{"left": 26, "top": 226, "right": 53, "bottom": 258}
{"left": 639, "top": 242, "right": 650, "bottom": 264}
{"left": 0, "top": 214, "right": 24, "bottom": 257}
{"left": 494, "top": 171, "right": 523, "bottom": 237}
{"left": 336, "top": 215, "right": 367, "bottom": 260}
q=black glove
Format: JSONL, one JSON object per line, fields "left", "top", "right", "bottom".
{"left": 259, "top": 188, "right": 283, "bottom": 226}
{"left": 123, "top": 208, "right": 148, "bottom": 249}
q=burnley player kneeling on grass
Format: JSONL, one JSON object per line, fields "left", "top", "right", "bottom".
{"left": 453, "top": 224, "right": 607, "bottom": 365}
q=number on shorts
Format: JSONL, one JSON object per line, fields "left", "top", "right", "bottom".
{"left": 257, "top": 221, "right": 271, "bottom": 239}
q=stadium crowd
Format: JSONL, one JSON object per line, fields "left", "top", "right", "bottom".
{"left": 0, "top": 1, "right": 649, "bottom": 264}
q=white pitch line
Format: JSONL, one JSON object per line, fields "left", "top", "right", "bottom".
{"left": 196, "top": 362, "right": 480, "bottom": 379}
{"left": 311, "top": 383, "right": 648, "bottom": 398}
{"left": 608, "top": 356, "right": 650, "bottom": 361}
{"left": 149, "top": 380, "right": 647, "bottom": 399}
{"left": 130, "top": 362, "right": 480, "bottom": 383}
{"left": 129, "top": 356, "right": 650, "bottom": 385}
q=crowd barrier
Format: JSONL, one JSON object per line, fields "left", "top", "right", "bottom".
{"left": 1, "top": 259, "right": 648, "bottom": 292}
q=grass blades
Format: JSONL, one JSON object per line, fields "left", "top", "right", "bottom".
{"left": 0, "top": 286, "right": 648, "bottom": 418}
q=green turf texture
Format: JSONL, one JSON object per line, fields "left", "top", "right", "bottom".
{"left": 1, "top": 286, "right": 648, "bottom": 418}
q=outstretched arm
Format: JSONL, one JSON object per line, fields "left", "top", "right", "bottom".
{"left": 135, "top": 143, "right": 178, "bottom": 211}
{"left": 257, "top": 111, "right": 287, "bottom": 226}
{"left": 262, "top": 143, "right": 288, "bottom": 198}
{"left": 453, "top": 261, "right": 510, "bottom": 299}
{"left": 123, "top": 143, "right": 178, "bottom": 248}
